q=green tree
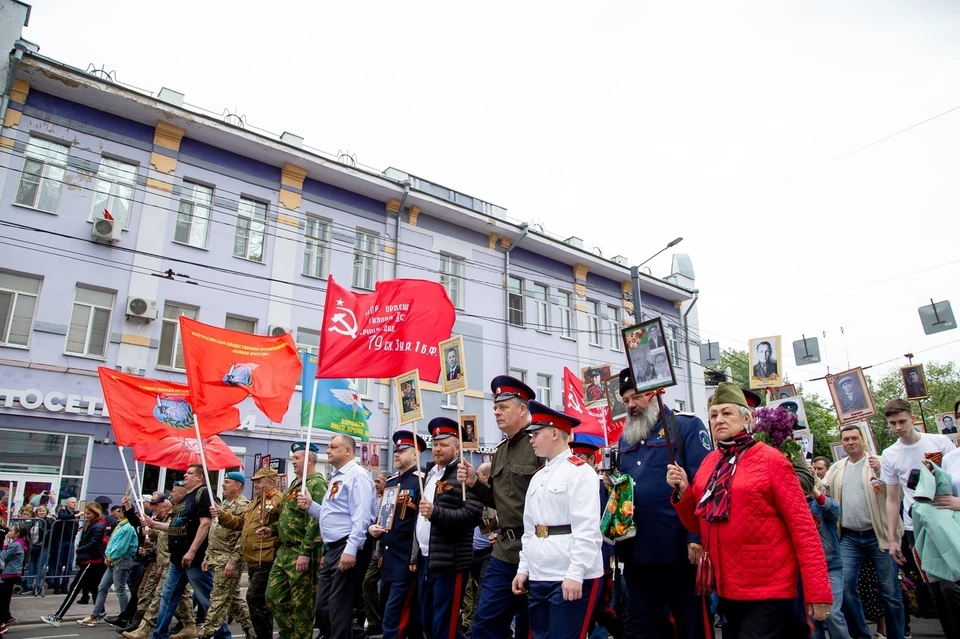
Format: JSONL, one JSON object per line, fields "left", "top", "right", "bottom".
{"left": 867, "top": 360, "right": 960, "bottom": 447}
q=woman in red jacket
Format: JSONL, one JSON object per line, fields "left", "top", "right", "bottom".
{"left": 666, "top": 383, "right": 832, "bottom": 639}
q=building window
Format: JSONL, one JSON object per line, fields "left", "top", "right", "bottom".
{"left": 225, "top": 315, "right": 256, "bottom": 334}
{"left": 587, "top": 300, "right": 601, "bottom": 346}
{"left": 508, "top": 276, "right": 524, "bottom": 327}
{"left": 297, "top": 328, "right": 320, "bottom": 358}
{"left": 174, "top": 182, "right": 213, "bottom": 248}
{"left": 89, "top": 157, "right": 137, "bottom": 229}
{"left": 354, "top": 378, "right": 371, "bottom": 399}
{"left": 157, "top": 303, "right": 198, "bottom": 370}
{"left": 667, "top": 325, "right": 681, "bottom": 366}
{"left": 15, "top": 137, "right": 69, "bottom": 212}
{"left": 674, "top": 399, "right": 685, "bottom": 412}
{"left": 536, "top": 374, "right": 552, "bottom": 408}
{"left": 508, "top": 368, "right": 526, "bottom": 384}
{"left": 440, "top": 254, "right": 465, "bottom": 309}
{"left": 65, "top": 286, "right": 115, "bottom": 358}
{"left": 608, "top": 305, "right": 622, "bottom": 351}
{"left": 0, "top": 271, "right": 41, "bottom": 347}
{"left": 353, "top": 231, "right": 378, "bottom": 290}
{"left": 234, "top": 197, "right": 267, "bottom": 262}
{"left": 532, "top": 283, "right": 549, "bottom": 332}
{"left": 559, "top": 291, "right": 574, "bottom": 339}
{"left": 303, "top": 217, "right": 330, "bottom": 279}
{"left": 441, "top": 393, "right": 458, "bottom": 409}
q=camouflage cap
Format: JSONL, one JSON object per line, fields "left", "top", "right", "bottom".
{"left": 251, "top": 467, "right": 279, "bottom": 481}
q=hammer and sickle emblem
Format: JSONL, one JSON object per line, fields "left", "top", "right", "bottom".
{"left": 327, "top": 300, "right": 359, "bottom": 339}
{"left": 567, "top": 390, "right": 584, "bottom": 414}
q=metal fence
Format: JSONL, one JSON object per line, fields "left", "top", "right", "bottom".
{"left": 9, "top": 515, "right": 90, "bottom": 597}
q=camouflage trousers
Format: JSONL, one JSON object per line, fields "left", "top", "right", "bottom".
{"left": 199, "top": 562, "right": 252, "bottom": 639}
{"left": 137, "top": 560, "right": 161, "bottom": 615}
{"left": 143, "top": 563, "right": 196, "bottom": 627}
{"left": 265, "top": 546, "right": 319, "bottom": 639}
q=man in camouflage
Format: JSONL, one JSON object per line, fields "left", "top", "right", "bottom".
{"left": 257, "top": 442, "right": 326, "bottom": 639}
{"left": 203, "top": 472, "right": 252, "bottom": 639}
{"left": 122, "top": 496, "right": 196, "bottom": 639}
{"left": 216, "top": 468, "right": 283, "bottom": 639}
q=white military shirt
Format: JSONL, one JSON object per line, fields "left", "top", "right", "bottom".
{"left": 516, "top": 448, "right": 603, "bottom": 583}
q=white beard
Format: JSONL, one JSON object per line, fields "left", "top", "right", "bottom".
{"left": 621, "top": 403, "right": 661, "bottom": 446}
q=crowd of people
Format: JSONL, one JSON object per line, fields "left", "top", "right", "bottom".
{"left": 0, "top": 373, "right": 959, "bottom": 639}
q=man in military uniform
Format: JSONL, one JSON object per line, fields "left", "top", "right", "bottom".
{"left": 202, "top": 472, "right": 252, "bottom": 639}
{"left": 614, "top": 367, "right": 712, "bottom": 639}
{"left": 216, "top": 468, "right": 282, "bottom": 639}
{"left": 368, "top": 431, "right": 426, "bottom": 639}
{"left": 457, "top": 376, "right": 540, "bottom": 639}
{"left": 513, "top": 401, "right": 603, "bottom": 638}
{"left": 122, "top": 497, "right": 196, "bottom": 639}
{"left": 257, "top": 442, "right": 326, "bottom": 639}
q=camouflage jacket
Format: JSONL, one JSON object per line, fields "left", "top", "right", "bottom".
{"left": 155, "top": 514, "right": 173, "bottom": 567}
{"left": 218, "top": 488, "right": 283, "bottom": 565}
{"left": 270, "top": 473, "right": 326, "bottom": 558}
{"left": 206, "top": 494, "right": 249, "bottom": 568}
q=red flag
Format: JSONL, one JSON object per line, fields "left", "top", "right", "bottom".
{"left": 98, "top": 367, "right": 240, "bottom": 446}
{"left": 316, "top": 276, "right": 456, "bottom": 382}
{"left": 134, "top": 435, "right": 241, "bottom": 471}
{"left": 563, "top": 367, "right": 623, "bottom": 445}
{"left": 179, "top": 316, "right": 302, "bottom": 423}
{"left": 102, "top": 209, "right": 114, "bottom": 221}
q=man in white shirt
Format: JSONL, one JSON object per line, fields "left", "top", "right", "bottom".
{"left": 512, "top": 401, "right": 602, "bottom": 639}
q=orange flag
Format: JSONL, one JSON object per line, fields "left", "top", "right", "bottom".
{"left": 179, "top": 316, "right": 302, "bottom": 423}
{"left": 98, "top": 367, "right": 240, "bottom": 446}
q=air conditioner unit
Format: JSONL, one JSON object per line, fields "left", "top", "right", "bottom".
{"left": 268, "top": 325, "right": 291, "bottom": 337}
{"left": 126, "top": 296, "right": 158, "bottom": 320}
{"left": 92, "top": 215, "right": 122, "bottom": 242}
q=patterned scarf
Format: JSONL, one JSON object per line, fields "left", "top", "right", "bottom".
{"left": 695, "top": 430, "right": 757, "bottom": 522}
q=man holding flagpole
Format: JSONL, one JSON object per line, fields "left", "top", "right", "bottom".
{"left": 257, "top": 442, "right": 326, "bottom": 639}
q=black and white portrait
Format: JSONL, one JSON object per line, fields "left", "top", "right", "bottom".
{"left": 826, "top": 367, "right": 877, "bottom": 425}
{"left": 900, "top": 365, "right": 928, "bottom": 400}
{"left": 748, "top": 336, "right": 782, "bottom": 388}
{"left": 936, "top": 413, "right": 958, "bottom": 436}
{"left": 622, "top": 318, "right": 677, "bottom": 394}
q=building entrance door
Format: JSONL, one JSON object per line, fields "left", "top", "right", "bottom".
{"left": 0, "top": 474, "right": 56, "bottom": 519}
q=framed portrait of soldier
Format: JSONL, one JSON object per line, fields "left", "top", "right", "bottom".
{"left": 622, "top": 317, "right": 677, "bottom": 393}
{"left": 773, "top": 384, "right": 797, "bottom": 400}
{"left": 830, "top": 442, "right": 848, "bottom": 463}
{"left": 900, "top": 364, "right": 928, "bottom": 400}
{"left": 770, "top": 396, "right": 809, "bottom": 433}
{"left": 936, "top": 412, "right": 959, "bottom": 436}
{"left": 748, "top": 336, "right": 782, "bottom": 389}
{"left": 603, "top": 374, "right": 628, "bottom": 422}
{"left": 439, "top": 335, "right": 467, "bottom": 395}
{"left": 460, "top": 414, "right": 479, "bottom": 450}
{"left": 395, "top": 369, "right": 423, "bottom": 425}
{"left": 378, "top": 486, "right": 399, "bottom": 530}
{"left": 826, "top": 367, "right": 877, "bottom": 425}
{"left": 581, "top": 364, "right": 612, "bottom": 407}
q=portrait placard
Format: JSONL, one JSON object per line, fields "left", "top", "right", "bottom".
{"left": 622, "top": 317, "right": 677, "bottom": 393}
{"left": 772, "top": 385, "right": 797, "bottom": 400}
{"left": 581, "top": 364, "right": 612, "bottom": 407}
{"left": 460, "top": 415, "right": 479, "bottom": 450}
{"left": 900, "top": 364, "right": 928, "bottom": 400}
{"left": 826, "top": 367, "right": 877, "bottom": 425}
{"left": 748, "top": 336, "right": 782, "bottom": 389}
{"left": 395, "top": 369, "right": 423, "bottom": 425}
{"left": 830, "top": 442, "right": 848, "bottom": 463}
{"left": 439, "top": 335, "right": 467, "bottom": 395}
{"left": 936, "top": 412, "right": 958, "bottom": 436}
{"left": 378, "top": 486, "right": 399, "bottom": 530}
{"left": 603, "top": 374, "right": 628, "bottom": 423}
{"left": 770, "top": 396, "right": 809, "bottom": 432}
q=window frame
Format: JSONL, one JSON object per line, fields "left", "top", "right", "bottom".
{"left": 439, "top": 254, "right": 465, "bottom": 309}
{"left": 508, "top": 276, "right": 524, "bottom": 327}
{"left": 558, "top": 291, "right": 575, "bottom": 339}
{"left": 441, "top": 392, "right": 459, "bottom": 410}
{"left": 87, "top": 156, "right": 138, "bottom": 230}
{"left": 536, "top": 373, "right": 552, "bottom": 408}
{"left": 508, "top": 368, "right": 527, "bottom": 384}
{"left": 531, "top": 283, "right": 549, "bottom": 333}
{"left": 174, "top": 181, "right": 214, "bottom": 249}
{"left": 233, "top": 196, "right": 268, "bottom": 263}
{"left": 302, "top": 216, "right": 331, "bottom": 280}
{"left": 156, "top": 303, "right": 199, "bottom": 371}
{"left": 0, "top": 271, "right": 42, "bottom": 348}
{"left": 587, "top": 300, "right": 602, "bottom": 346}
{"left": 352, "top": 230, "right": 379, "bottom": 291}
{"left": 64, "top": 286, "right": 115, "bottom": 360}
{"left": 14, "top": 137, "right": 69, "bottom": 213}
{"left": 224, "top": 315, "right": 257, "bottom": 334}
{"left": 667, "top": 324, "right": 682, "bottom": 368}
{"left": 607, "top": 305, "right": 622, "bottom": 351}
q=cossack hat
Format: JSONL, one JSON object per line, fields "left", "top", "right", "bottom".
{"left": 251, "top": 467, "right": 279, "bottom": 481}
{"left": 490, "top": 375, "right": 535, "bottom": 403}
{"left": 429, "top": 417, "right": 460, "bottom": 440}
{"left": 224, "top": 471, "right": 246, "bottom": 485}
{"left": 709, "top": 382, "right": 749, "bottom": 410}
{"left": 291, "top": 441, "right": 320, "bottom": 454}
{"left": 741, "top": 388, "right": 763, "bottom": 408}
{"left": 525, "top": 400, "right": 581, "bottom": 434}
{"left": 618, "top": 367, "right": 636, "bottom": 397}
{"left": 393, "top": 429, "right": 428, "bottom": 452}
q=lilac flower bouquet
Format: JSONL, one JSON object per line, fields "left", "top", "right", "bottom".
{"left": 753, "top": 406, "right": 804, "bottom": 465}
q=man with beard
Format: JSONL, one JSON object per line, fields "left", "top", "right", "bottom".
{"left": 613, "top": 367, "right": 711, "bottom": 639}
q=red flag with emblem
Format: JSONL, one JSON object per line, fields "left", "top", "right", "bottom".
{"left": 179, "top": 316, "right": 302, "bottom": 423}
{"left": 98, "top": 367, "right": 240, "bottom": 446}
{"left": 315, "top": 276, "right": 456, "bottom": 382}
{"left": 564, "top": 367, "right": 623, "bottom": 445}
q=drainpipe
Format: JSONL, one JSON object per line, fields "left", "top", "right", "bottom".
{"left": 0, "top": 44, "right": 26, "bottom": 137}
{"left": 682, "top": 289, "right": 700, "bottom": 413}
{"left": 503, "top": 223, "right": 530, "bottom": 372}
{"left": 387, "top": 182, "right": 410, "bottom": 471}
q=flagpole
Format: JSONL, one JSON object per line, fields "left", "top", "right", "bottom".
{"left": 117, "top": 447, "right": 145, "bottom": 518}
{"left": 456, "top": 391, "right": 465, "bottom": 500}
{"left": 192, "top": 416, "right": 218, "bottom": 505}
{"left": 132, "top": 460, "right": 145, "bottom": 508}
{"left": 302, "top": 378, "right": 320, "bottom": 494}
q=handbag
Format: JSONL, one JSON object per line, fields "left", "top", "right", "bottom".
{"left": 695, "top": 524, "right": 715, "bottom": 595}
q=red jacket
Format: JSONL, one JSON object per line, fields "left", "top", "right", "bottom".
{"left": 674, "top": 443, "right": 832, "bottom": 604}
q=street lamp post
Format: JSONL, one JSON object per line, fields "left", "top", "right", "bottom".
{"left": 630, "top": 237, "right": 683, "bottom": 322}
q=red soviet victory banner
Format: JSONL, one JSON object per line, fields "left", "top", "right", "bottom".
{"left": 98, "top": 367, "right": 240, "bottom": 446}
{"left": 316, "top": 276, "right": 456, "bottom": 382}
{"left": 179, "top": 316, "right": 302, "bottom": 423}
{"left": 563, "top": 367, "right": 623, "bottom": 445}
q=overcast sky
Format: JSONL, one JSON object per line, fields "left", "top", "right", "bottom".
{"left": 23, "top": 0, "right": 960, "bottom": 399}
